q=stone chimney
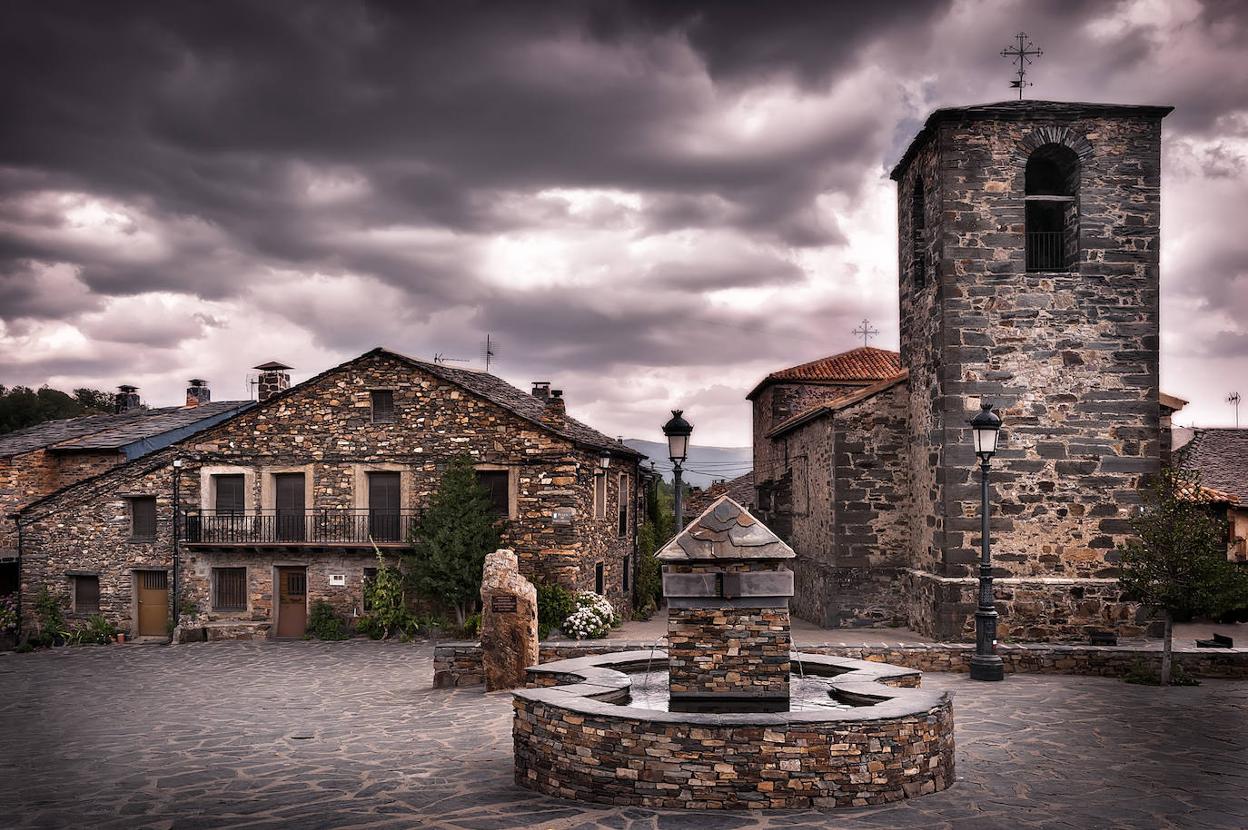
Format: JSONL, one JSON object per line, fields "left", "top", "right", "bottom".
{"left": 185, "top": 379, "right": 211, "bottom": 408}
{"left": 531, "top": 381, "right": 551, "bottom": 401}
{"left": 114, "top": 385, "right": 141, "bottom": 414}
{"left": 253, "top": 361, "right": 292, "bottom": 402}
{"left": 541, "top": 389, "right": 566, "bottom": 424}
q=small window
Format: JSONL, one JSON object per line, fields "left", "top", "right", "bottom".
{"left": 594, "top": 473, "right": 607, "bottom": 520}
{"left": 617, "top": 474, "right": 628, "bottom": 537}
{"left": 474, "top": 470, "right": 510, "bottom": 517}
{"left": 594, "top": 562, "right": 604, "bottom": 595}
{"left": 370, "top": 390, "right": 395, "bottom": 423}
{"left": 622, "top": 557, "right": 630, "bottom": 593}
{"left": 130, "top": 497, "right": 157, "bottom": 540}
{"left": 73, "top": 575, "right": 100, "bottom": 613}
{"left": 214, "top": 475, "right": 246, "bottom": 513}
{"left": 362, "top": 567, "right": 378, "bottom": 612}
{"left": 212, "top": 568, "right": 247, "bottom": 611}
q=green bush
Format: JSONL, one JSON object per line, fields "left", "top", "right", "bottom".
{"left": 462, "top": 612, "right": 481, "bottom": 639}
{"left": 73, "top": 614, "right": 118, "bottom": 646}
{"left": 535, "top": 581, "right": 575, "bottom": 639}
{"left": 307, "top": 601, "right": 349, "bottom": 640}
{"left": 32, "top": 586, "right": 67, "bottom": 647}
{"left": 359, "top": 549, "right": 415, "bottom": 639}
{"left": 0, "top": 595, "right": 17, "bottom": 633}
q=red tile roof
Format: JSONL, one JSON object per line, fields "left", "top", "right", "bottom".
{"left": 747, "top": 347, "right": 902, "bottom": 400}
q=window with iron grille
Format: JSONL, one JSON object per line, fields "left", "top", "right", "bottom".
{"left": 1024, "top": 144, "right": 1080, "bottom": 272}
{"left": 595, "top": 562, "right": 604, "bottom": 594}
{"left": 212, "top": 567, "right": 247, "bottom": 611}
{"left": 622, "top": 557, "right": 629, "bottom": 593}
{"left": 73, "top": 574, "right": 100, "bottom": 613}
{"left": 474, "top": 469, "right": 510, "bottom": 517}
{"left": 130, "top": 497, "right": 157, "bottom": 540}
{"left": 370, "top": 389, "right": 395, "bottom": 423}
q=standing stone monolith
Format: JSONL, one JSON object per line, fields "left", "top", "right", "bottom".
{"left": 480, "top": 548, "right": 538, "bottom": 691}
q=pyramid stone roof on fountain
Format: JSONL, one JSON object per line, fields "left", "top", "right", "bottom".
{"left": 657, "top": 496, "right": 795, "bottom": 562}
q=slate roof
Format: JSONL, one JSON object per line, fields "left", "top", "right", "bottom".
{"left": 658, "top": 496, "right": 794, "bottom": 562}
{"left": 1177, "top": 429, "right": 1248, "bottom": 506}
{"left": 684, "top": 471, "right": 755, "bottom": 519}
{"left": 890, "top": 99, "right": 1174, "bottom": 180}
{"left": 371, "top": 349, "right": 642, "bottom": 458}
{"left": 0, "top": 400, "right": 252, "bottom": 458}
{"left": 747, "top": 347, "right": 902, "bottom": 400}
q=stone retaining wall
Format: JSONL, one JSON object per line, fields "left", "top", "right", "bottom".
{"left": 433, "top": 638, "right": 1248, "bottom": 688}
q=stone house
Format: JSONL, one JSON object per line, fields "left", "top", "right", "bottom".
{"left": 1177, "top": 428, "right": 1248, "bottom": 562}
{"left": 0, "top": 387, "right": 251, "bottom": 606}
{"left": 682, "top": 471, "right": 756, "bottom": 522}
{"left": 15, "top": 348, "right": 642, "bottom": 639}
{"left": 751, "top": 100, "right": 1178, "bottom": 641}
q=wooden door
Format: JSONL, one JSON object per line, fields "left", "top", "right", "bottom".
{"left": 136, "top": 570, "right": 168, "bottom": 637}
{"left": 276, "top": 567, "right": 307, "bottom": 638}
{"left": 368, "top": 471, "right": 401, "bottom": 541}
{"left": 275, "top": 473, "right": 305, "bottom": 541}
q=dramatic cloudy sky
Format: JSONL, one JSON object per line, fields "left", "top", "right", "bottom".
{"left": 2, "top": 0, "right": 1246, "bottom": 450}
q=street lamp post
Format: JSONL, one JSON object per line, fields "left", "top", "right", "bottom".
{"left": 661, "top": 410, "right": 692, "bottom": 534}
{"left": 969, "top": 402, "right": 1004, "bottom": 682}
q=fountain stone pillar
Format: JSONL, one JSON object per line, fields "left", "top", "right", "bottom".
{"left": 658, "top": 496, "right": 796, "bottom": 711}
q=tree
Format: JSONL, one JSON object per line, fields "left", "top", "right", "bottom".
{"left": 1118, "top": 468, "right": 1247, "bottom": 685}
{"left": 0, "top": 384, "right": 112, "bottom": 434}
{"left": 406, "top": 455, "right": 502, "bottom": 625}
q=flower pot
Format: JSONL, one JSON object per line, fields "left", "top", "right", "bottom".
{"left": 115, "top": 633, "right": 126, "bottom": 644}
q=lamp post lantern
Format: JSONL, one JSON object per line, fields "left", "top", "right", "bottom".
{"left": 969, "top": 401, "right": 1005, "bottom": 682}
{"left": 661, "top": 409, "right": 692, "bottom": 533}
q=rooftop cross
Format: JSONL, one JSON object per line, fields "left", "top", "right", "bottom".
{"left": 852, "top": 318, "right": 880, "bottom": 347}
{"left": 1000, "top": 31, "right": 1043, "bottom": 100}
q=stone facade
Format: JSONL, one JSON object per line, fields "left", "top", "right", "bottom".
{"left": 14, "top": 349, "right": 640, "bottom": 638}
{"left": 750, "top": 101, "right": 1175, "bottom": 642}
{"left": 18, "top": 451, "right": 176, "bottom": 634}
{"left": 0, "top": 449, "right": 125, "bottom": 556}
{"left": 666, "top": 605, "right": 791, "bottom": 699}
{"left": 892, "top": 101, "right": 1171, "bottom": 641}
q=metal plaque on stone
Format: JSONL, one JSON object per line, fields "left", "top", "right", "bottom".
{"left": 491, "top": 594, "right": 518, "bottom": 613}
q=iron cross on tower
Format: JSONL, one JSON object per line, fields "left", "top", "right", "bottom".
{"left": 852, "top": 318, "right": 879, "bottom": 347}
{"left": 1000, "top": 32, "right": 1043, "bottom": 99}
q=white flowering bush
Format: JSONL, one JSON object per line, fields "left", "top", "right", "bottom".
{"left": 562, "top": 591, "right": 619, "bottom": 640}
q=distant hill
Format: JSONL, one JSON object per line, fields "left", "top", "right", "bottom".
{"left": 623, "top": 439, "right": 752, "bottom": 489}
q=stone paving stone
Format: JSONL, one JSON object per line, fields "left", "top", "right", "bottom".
{"left": 0, "top": 640, "right": 1245, "bottom": 829}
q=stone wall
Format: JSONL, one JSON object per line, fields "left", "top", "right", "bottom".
{"left": 17, "top": 450, "right": 175, "bottom": 634}
{"left": 0, "top": 449, "right": 125, "bottom": 556}
{"left": 666, "top": 606, "right": 790, "bottom": 699}
{"left": 894, "top": 104, "right": 1168, "bottom": 638}
{"left": 433, "top": 638, "right": 1248, "bottom": 688}
{"left": 178, "top": 351, "right": 637, "bottom": 613}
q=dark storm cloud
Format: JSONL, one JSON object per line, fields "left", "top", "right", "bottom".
{"left": 2, "top": 0, "right": 1246, "bottom": 435}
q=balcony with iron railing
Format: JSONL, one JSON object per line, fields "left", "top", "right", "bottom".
{"left": 1025, "top": 231, "right": 1074, "bottom": 273}
{"left": 181, "top": 509, "right": 420, "bottom": 547}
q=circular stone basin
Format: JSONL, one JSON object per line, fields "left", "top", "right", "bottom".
{"left": 625, "top": 670, "right": 857, "bottom": 712}
{"left": 512, "top": 651, "right": 955, "bottom": 810}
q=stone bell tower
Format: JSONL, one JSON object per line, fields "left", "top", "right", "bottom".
{"left": 891, "top": 101, "right": 1173, "bottom": 641}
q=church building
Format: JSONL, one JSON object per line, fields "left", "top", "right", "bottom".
{"left": 752, "top": 100, "right": 1174, "bottom": 642}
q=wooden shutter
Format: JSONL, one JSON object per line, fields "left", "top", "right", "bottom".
{"left": 475, "top": 470, "right": 509, "bottom": 517}
{"left": 274, "top": 473, "right": 306, "bottom": 541}
{"left": 130, "top": 497, "right": 157, "bottom": 539}
{"left": 370, "top": 390, "right": 395, "bottom": 422}
{"left": 74, "top": 575, "right": 100, "bottom": 613}
{"left": 368, "top": 472, "right": 402, "bottom": 541}
{"left": 214, "top": 475, "right": 246, "bottom": 513}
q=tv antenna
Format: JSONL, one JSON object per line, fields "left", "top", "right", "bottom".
{"left": 1000, "top": 32, "right": 1043, "bottom": 100}
{"left": 482, "top": 334, "right": 499, "bottom": 372}
{"left": 433, "top": 353, "right": 469, "bottom": 366}
{"left": 245, "top": 373, "right": 259, "bottom": 400}
{"left": 1230, "top": 392, "right": 1242, "bottom": 428}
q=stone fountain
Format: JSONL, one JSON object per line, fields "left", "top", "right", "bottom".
{"left": 512, "top": 496, "right": 954, "bottom": 809}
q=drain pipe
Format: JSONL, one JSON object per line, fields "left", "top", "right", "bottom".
{"left": 9, "top": 513, "right": 22, "bottom": 639}
{"left": 171, "top": 457, "right": 182, "bottom": 637}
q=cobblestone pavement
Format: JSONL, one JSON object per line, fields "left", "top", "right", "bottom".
{"left": 1, "top": 640, "right": 1244, "bottom": 829}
